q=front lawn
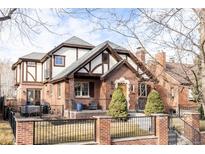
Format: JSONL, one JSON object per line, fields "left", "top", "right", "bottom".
{"left": 0, "top": 120, "right": 14, "bottom": 145}
{"left": 34, "top": 119, "right": 151, "bottom": 144}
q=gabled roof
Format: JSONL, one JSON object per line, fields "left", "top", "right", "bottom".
{"left": 64, "top": 36, "right": 94, "bottom": 47}
{"left": 12, "top": 52, "right": 46, "bottom": 69}
{"left": 21, "top": 52, "right": 46, "bottom": 60}
{"left": 41, "top": 36, "right": 95, "bottom": 62}
{"left": 51, "top": 41, "right": 123, "bottom": 82}
{"left": 165, "top": 62, "right": 194, "bottom": 85}
{"left": 128, "top": 52, "right": 158, "bottom": 82}
{"left": 106, "top": 41, "right": 129, "bottom": 53}
{"left": 101, "top": 60, "right": 141, "bottom": 80}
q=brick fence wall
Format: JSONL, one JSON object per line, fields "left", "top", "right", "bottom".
{"left": 15, "top": 114, "right": 168, "bottom": 145}
{"left": 16, "top": 120, "right": 34, "bottom": 145}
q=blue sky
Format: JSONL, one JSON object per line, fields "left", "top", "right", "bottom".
{"left": 0, "top": 8, "right": 193, "bottom": 63}
{"left": 0, "top": 9, "right": 132, "bottom": 62}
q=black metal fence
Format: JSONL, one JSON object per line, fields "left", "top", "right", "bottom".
{"left": 6, "top": 105, "right": 64, "bottom": 118}
{"left": 110, "top": 116, "right": 156, "bottom": 139}
{"left": 169, "top": 116, "right": 201, "bottom": 145}
{"left": 7, "top": 108, "right": 16, "bottom": 138}
{"left": 33, "top": 118, "right": 96, "bottom": 145}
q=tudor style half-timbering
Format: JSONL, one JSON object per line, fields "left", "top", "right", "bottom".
{"left": 12, "top": 36, "right": 157, "bottom": 116}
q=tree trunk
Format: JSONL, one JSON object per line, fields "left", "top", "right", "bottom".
{"left": 199, "top": 9, "right": 205, "bottom": 112}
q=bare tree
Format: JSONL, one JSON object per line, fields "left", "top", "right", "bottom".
{"left": 0, "top": 8, "right": 77, "bottom": 43}
{"left": 84, "top": 8, "right": 205, "bottom": 110}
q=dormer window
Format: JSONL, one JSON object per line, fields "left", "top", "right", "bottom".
{"left": 54, "top": 55, "right": 65, "bottom": 67}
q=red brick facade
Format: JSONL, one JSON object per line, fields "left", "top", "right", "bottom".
{"left": 155, "top": 114, "right": 168, "bottom": 144}
{"left": 16, "top": 120, "right": 34, "bottom": 145}
{"left": 41, "top": 64, "right": 152, "bottom": 112}
{"left": 151, "top": 52, "right": 197, "bottom": 112}
{"left": 15, "top": 115, "right": 168, "bottom": 145}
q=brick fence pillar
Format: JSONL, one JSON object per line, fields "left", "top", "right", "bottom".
{"left": 16, "top": 120, "right": 34, "bottom": 145}
{"left": 154, "top": 114, "right": 168, "bottom": 145}
{"left": 183, "top": 112, "right": 200, "bottom": 144}
{"left": 94, "top": 116, "right": 111, "bottom": 145}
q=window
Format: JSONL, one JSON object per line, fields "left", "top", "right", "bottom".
{"left": 170, "top": 87, "right": 174, "bottom": 98}
{"left": 27, "top": 89, "right": 41, "bottom": 105}
{"left": 102, "top": 53, "right": 109, "bottom": 64}
{"left": 130, "top": 84, "right": 135, "bottom": 93}
{"left": 27, "top": 62, "right": 36, "bottom": 67}
{"left": 75, "top": 82, "right": 89, "bottom": 97}
{"left": 57, "top": 83, "right": 61, "bottom": 98}
{"left": 139, "top": 83, "right": 147, "bottom": 97}
{"left": 54, "top": 55, "right": 65, "bottom": 66}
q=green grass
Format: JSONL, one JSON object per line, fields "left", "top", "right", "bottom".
{"left": 0, "top": 120, "right": 14, "bottom": 145}
{"left": 34, "top": 120, "right": 150, "bottom": 144}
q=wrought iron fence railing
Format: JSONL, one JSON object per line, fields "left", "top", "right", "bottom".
{"left": 109, "top": 116, "right": 156, "bottom": 139}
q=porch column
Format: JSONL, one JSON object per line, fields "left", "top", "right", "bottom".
{"left": 99, "top": 81, "right": 108, "bottom": 110}
{"left": 69, "top": 78, "right": 75, "bottom": 100}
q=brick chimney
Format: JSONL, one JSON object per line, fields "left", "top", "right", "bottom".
{"left": 155, "top": 51, "right": 166, "bottom": 77}
{"left": 135, "top": 47, "right": 145, "bottom": 63}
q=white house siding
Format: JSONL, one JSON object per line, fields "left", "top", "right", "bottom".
{"left": 78, "top": 48, "right": 90, "bottom": 59}
{"left": 37, "top": 63, "right": 42, "bottom": 82}
{"left": 119, "top": 54, "right": 127, "bottom": 59}
{"left": 52, "top": 47, "right": 89, "bottom": 78}
{"left": 109, "top": 54, "right": 117, "bottom": 68}
{"left": 17, "top": 64, "right": 20, "bottom": 83}
{"left": 91, "top": 54, "right": 102, "bottom": 70}
{"left": 27, "top": 66, "right": 36, "bottom": 82}
{"left": 78, "top": 68, "right": 88, "bottom": 73}
{"left": 127, "top": 57, "right": 138, "bottom": 70}
{"left": 23, "top": 62, "right": 26, "bottom": 82}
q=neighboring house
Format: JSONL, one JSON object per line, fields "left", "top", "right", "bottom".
{"left": 12, "top": 36, "right": 157, "bottom": 115}
{"left": 147, "top": 51, "right": 197, "bottom": 113}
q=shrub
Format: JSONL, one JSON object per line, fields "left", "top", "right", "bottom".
{"left": 107, "top": 87, "right": 128, "bottom": 118}
{"left": 144, "top": 90, "right": 164, "bottom": 115}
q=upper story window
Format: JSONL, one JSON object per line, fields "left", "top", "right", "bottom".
{"left": 54, "top": 55, "right": 65, "bottom": 67}
{"left": 139, "top": 83, "right": 147, "bottom": 97}
{"left": 27, "top": 62, "right": 36, "bottom": 67}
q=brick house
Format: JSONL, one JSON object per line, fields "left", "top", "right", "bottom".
{"left": 12, "top": 36, "right": 157, "bottom": 117}
{"left": 147, "top": 51, "right": 198, "bottom": 113}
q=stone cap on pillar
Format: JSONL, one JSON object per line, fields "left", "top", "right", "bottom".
{"left": 151, "top": 113, "right": 168, "bottom": 117}
{"left": 93, "top": 115, "right": 112, "bottom": 119}
{"left": 183, "top": 112, "right": 200, "bottom": 115}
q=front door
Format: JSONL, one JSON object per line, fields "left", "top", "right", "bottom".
{"left": 27, "top": 89, "right": 41, "bottom": 105}
{"left": 117, "top": 83, "right": 127, "bottom": 97}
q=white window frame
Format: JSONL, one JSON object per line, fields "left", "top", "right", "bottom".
{"left": 139, "top": 83, "right": 147, "bottom": 97}
{"left": 75, "top": 82, "right": 90, "bottom": 97}
{"left": 54, "top": 55, "right": 65, "bottom": 66}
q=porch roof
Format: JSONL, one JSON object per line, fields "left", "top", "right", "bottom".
{"left": 101, "top": 59, "right": 141, "bottom": 80}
